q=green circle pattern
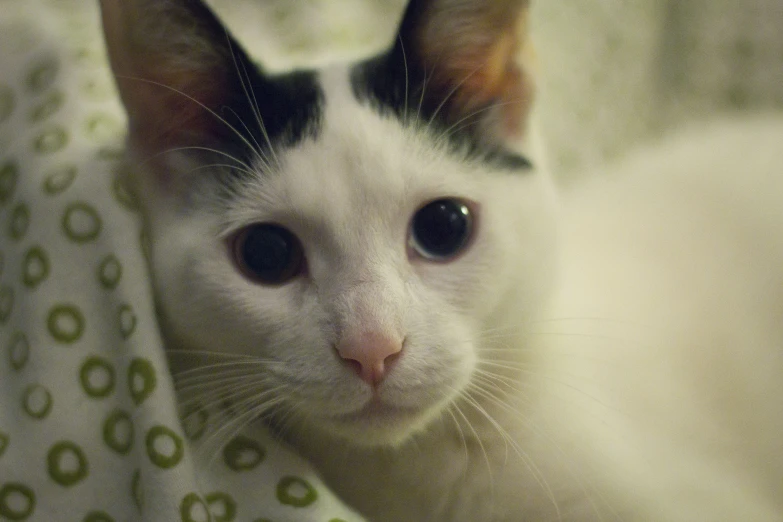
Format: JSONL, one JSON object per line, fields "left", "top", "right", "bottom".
{"left": 276, "top": 476, "right": 318, "bottom": 508}
{"left": 98, "top": 255, "right": 122, "bottom": 289}
{"left": 84, "top": 113, "right": 122, "bottom": 141}
{"left": 8, "top": 332, "right": 30, "bottom": 372}
{"left": 145, "top": 425, "right": 184, "bottom": 469}
{"left": 81, "top": 78, "right": 113, "bottom": 101}
{"left": 47, "top": 304, "right": 85, "bottom": 343}
{"left": 179, "top": 493, "right": 210, "bottom": 522}
{"left": 43, "top": 165, "right": 77, "bottom": 195}
{"left": 0, "top": 84, "right": 14, "bottom": 124}
{"left": 9, "top": 203, "right": 30, "bottom": 241}
{"left": 80, "top": 356, "right": 116, "bottom": 398}
{"left": 26, "top": 59, "right": 59, "bottom": 93}
{"left": 222, "top": 436, "right": 265, "bottom": 472}
{"left": 33, "top": 127, "right": 69, "bottom": 154}
{"left": 83, "top": 511, "right": 115, "bottom": 522}
{"left": 0, "top": 161, "right": 18, "bottom": 204}
{"left": 131, "top": 469, "right": 143, "bottom": 511}
{"left": 118, "top": 304, "right": 136, "bottom": 339}
{"left": 62, "top": 202, "right": 102, "bottom": 243}
{"left": 0, "top": 483, "right": 35, "bottom": 521}
{"left": 181, "top": 407, "right": 208, "bottom": 441}
{"left": 0, "top": 286, "right": 14, "bottom": 323}
{"left": 103, "top": 410, "right": 134, "bottom": 455}
{"left": 22, "top": 385, "right": 52, "bottom": 420}
{"left": 29, "top": 91, "right": 64, "bottom": 123}
{"left": 47, "top": 441, "right": 89, "bottom": 487}
{"left": 112, "top": 176, "right": 138, "bottom": 211}
{"left": 22, "top": 247, "right": 50, "bottom": 289}
{"left": 0, "top": 431, "right": 8, "bottom": 457}
{"left": 97, "top": 148, "right": 124, "bottom": 162}
{"left": 128, "top": 358, "right": 157, "bottom": 406}
{"left": 205, "top": 492, "right": 237, "bottom": 522}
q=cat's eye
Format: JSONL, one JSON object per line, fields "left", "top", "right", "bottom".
{"left": 410, "top": 198, "right": 474, "bottom": 261}
{"left": 232, "top": 224, "right": 305, "bottom": 284}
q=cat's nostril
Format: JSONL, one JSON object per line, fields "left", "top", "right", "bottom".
{"left": 343, "top": 358, "right": 363, "bottom": 378}
{"left": 336, "top": 333, "right": 403, "bottom": 387}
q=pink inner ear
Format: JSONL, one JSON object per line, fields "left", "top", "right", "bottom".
{"left": 418, "top": 8, "right": 535, "bottom": 139}
{"left": 121, "top": 60, "right": 231, "bottom": 154}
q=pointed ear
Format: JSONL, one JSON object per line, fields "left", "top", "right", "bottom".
{"left": 361, "top": 0, "right": 535, "bottom": 143}
{"left": 99, "top": 0, "right": 321, "bottom": 163}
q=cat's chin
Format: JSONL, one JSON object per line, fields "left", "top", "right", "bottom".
{"left": 313, "top": 398, "right": 443, "bottom": 447}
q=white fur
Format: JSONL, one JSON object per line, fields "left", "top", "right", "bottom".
{"left": 136, "top": 53, "right": 783, "bottom": 521}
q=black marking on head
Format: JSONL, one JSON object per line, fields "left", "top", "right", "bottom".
{"left": 350, "top": 54, "right": 532, "bottom": 173}
{"left": 184, "top": 0, "right": 325, "bottom": 168}
{"left": 101, "top": 0, "right": 324, "bottom": 173}
{"left": 347, "top": 0, "right": 532, "bottom": 172}
{"left": 222, "top": 67, "right": 324, "bottom": 165}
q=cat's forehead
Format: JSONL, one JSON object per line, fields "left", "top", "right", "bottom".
{"left": 238, "top": 66, "right": 482, "bottom": 217}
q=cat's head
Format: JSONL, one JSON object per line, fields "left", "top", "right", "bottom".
{"left": 101, "top": 0, "right": 559, "bottom": 446}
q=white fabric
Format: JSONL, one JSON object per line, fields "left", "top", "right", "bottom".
{"left": 0, "top": 2, "right": 364, "bottom": 521}
{"left": 1, "top": 0, "right": 782, "bottom": 521}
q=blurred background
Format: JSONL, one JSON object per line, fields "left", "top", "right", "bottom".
{"left": 7, "top": 0, "right": 783, "bottom": 176}
{"left": 208, "top": 0, "right": 783, "bottom": 175}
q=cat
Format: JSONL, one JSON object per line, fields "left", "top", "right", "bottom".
{"left": 99, "top": 0, "right": 783, "bottom": 520}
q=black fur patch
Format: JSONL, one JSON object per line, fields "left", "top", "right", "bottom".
{"left": 348, "top": 0, "right": 531, "bottom": 173}
{"left": 223, "top": 68, "right": 324, "bottom": 158}
{"left": 173, "top": 0, "right": 324, "bottom": 166}
{"left": 351, "top": 53, "right": 531, "bottom": 173}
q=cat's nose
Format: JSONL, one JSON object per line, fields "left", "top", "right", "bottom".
{"left": 336, "top": 332, "right": 403, "bottom": 387}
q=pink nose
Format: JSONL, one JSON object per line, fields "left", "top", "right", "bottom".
{"left": 336, "top": 332, "right": 403, "bottom": 386}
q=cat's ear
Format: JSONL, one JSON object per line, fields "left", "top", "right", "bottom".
{"left": 99, "top": 0, "right": 321, "bottom": 162}
{"left": 363, "top": 0, "right": 535, "bottom": 142}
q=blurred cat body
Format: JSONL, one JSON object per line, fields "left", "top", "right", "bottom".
{"left": 100, "top": 0, "right": 783, "bottom": 520}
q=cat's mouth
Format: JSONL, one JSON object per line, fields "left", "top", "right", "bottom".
{"left": 335, "top": 397, "right": 423, "bottom": 424}
{"left": 318, "top": 396, "right": 436, "bottom": 445}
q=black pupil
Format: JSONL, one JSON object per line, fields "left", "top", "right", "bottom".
{"left": 239, "top": 225, "right": 301, "bottom": 283}
{"left": 412, "top": 199, "right": 471, "bottom": 259}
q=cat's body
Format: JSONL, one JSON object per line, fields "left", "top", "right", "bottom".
{"left": 99, "top": 0, "right": 783, "bottom": 520}
{"left": 284, "top": 116, "right": 783, "bottom": 522}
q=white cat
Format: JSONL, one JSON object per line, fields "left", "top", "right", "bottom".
{"left": 100, "top": 0, "right": 783, "bottom": 520}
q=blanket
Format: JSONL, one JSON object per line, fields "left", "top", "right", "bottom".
{"left": 0, "top": 2, "right": 363, "bottom": 521}
{"left": 1, "top": 0, "right": 782, "bottom": 521}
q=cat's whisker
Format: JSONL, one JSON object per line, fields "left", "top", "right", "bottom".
{"left": 114, "top": 74, "right": 261, "bottom": 162}
{"left": 226, "top": 37, "right": 282, "bottom": 173}
{"left": 436, "top": 99, "right": 525, "bottom": 144}
{"left": 414, "top": 63, "right": 432, "bottom": 130}
{"left": 426, "top": 63, "right": 485, "bottom": 131}
{"left": 166, "top": 348, "right": 278, "bottom": 361}
{"left": 176, "top": 376, "right": 271, "bottom": 414}
{"left": 184, "top": 163, "right": 257, "bottom": 178}
{"left": 448, "top": 396, "right": 497, "bottom": 508}
{"left": 173, "top": 370, "right": 275, "bottom": 398}
{"left": 399, "top": 35, "right": 410, "bottom": 122}
{"left": 171, "top": 359, "right": 279, "bottom": 382}
{"left": 174, "top": 369, "right": 279, "bottom": 406}
{"left": 462, "top": 381, "right": 600, "bottom": 520}
{"left": 266, "top": 385, "right": 312, "bottom": 444}
{"left": 444, "top": 405, "right": 470, "bottom": 479}
{"left": 470, "top": 371, "right": 534, "bottom": 404}
{"left": 221, "top": 105, "right": 275, "bottom": 173}
{"left": 193, "top": 385, "right": 286, "bottom": 467}
{"left": 460, "top": 387, "right": 564, "bottom": 522}
{"left": 475, "top": 361, "right": 619, "bottom": 411}
{"left": 469, "top": 377, "right": 624, "bottom": 522}
{"left": 139, "top": 145, "right": 255, "bottom": 175}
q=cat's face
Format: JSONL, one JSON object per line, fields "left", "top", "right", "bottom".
{"left": 101, "top": 0, "right": 557, "bottom": 445}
